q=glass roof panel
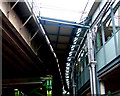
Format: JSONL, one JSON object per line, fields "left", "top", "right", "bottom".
{"left": 28, "top": 0, "right": 95, "bottom": 23}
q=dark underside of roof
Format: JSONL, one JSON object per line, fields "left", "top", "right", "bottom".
{"left": 40, "top": 18, "right": 78, "bottom": 84}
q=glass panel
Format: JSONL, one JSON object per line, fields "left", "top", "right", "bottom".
{"left": 102, "top": 7, "right": 114, "bottom": 42}
{"left": 105, "top": 37, "right": 116, "bottom": 64}
{"left": 96, "top": 26, "right": 103, "bottom": 51}
{"left": 114, "top": 6, "right": 120, "bottom": 31}
{"left": 116, "top": 30, "right": 120, "bottom": 55}
{"left": 96, "top": 47, "right": 105, "bottom": 71}
{"left": 27, "top": 0, "right": 95, "bottom": 23}
{"left": 103, "top": 18, "right": 113, "bottom": 42}
{"left": 85, "top": 66, "right": 89, "bottom": 82}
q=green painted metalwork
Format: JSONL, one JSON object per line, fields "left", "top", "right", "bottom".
{"left": 35, "top": 91, "right": 46, "bottom": 96}
{"left": 15, "top": 91, "right": 18, "bottom": 96}
{"left": 112, "top": 89, "right": 120, "bottom": 95}
{"left": 46, "top": 79, "right": 52, "bottom": 96}
{"left": 28, "top": 86, "right": 42, "bottom": 95}
{"left": 15, "top": 91, "right": 20, "bottom": 96}
{"left": 28, "top": 78, "right": 52, "bottom": 96}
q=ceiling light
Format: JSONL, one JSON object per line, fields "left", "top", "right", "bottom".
{"left": 71, "top": 45, "right": 75, "bottom": 49}
{"left": 65, "top": 73, "right": 69, "bottom": 76}
{"left": 67, "top": 92, "right": 70, "bottom": 95}
{"left": 66, "top": 63, "right": 70, "bottom": 66}
{"left": 66, "top": 79, "right": 69, "bottom": 82}
{"left": 69, "top": 52, "right": 73, "bottom": 56}
{"left": 50, "top": 45, "right": 54, "bottom": 52}
{"left": 14, "top": 89, "right": 18, "bottom": 91}
{"left": 66, "top": 76, "right": 69, "bottom": 78}
{"left": 74, "top": 37, "right": 78, "bottom": 41}
{"left": 66, "top": 67, "right": 69, "bottom": 70}
{"left": 66, "top": 70, "right": 69, "bottom": 73}
{"left": 56, "top": 58, "right": 58, "bottom": 63}
{"left": 53, "top": 52, "right": 56, "bottom": 58}
{"left": 67, "top": 57, "right": 71, "bottom": 61}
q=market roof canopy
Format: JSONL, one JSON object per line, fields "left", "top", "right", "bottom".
{"left": 27, "top": 0, "right": 95, "bottom": 89}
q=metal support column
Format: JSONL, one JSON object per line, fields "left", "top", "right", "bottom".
{"left": 89, "top": 66, "right": 94, "bottom": 95}
{"left": 73, "top": 84, "right": 76, "bottom": 96}
{"left": 87, "top": 26, "right": 98, "bottom": 96}
{"left": 110, "top": 6, "right": 118, "bottom": 55}
{"left": 91, "top": 62, "right": 97, "bottom": 95}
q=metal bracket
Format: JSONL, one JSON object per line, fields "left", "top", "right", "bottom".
{"left": 20, "top": 15, "right": 33, "bottom": 30}
{"left": 88, "top": 61, "right": 97, "bottom": 66}
{"left": 7, "top": 0, "right": 19, "bottom": 14}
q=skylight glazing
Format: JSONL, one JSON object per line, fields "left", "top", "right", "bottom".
{"left": 27, "top": 0, "right": 95, "bottom": 23}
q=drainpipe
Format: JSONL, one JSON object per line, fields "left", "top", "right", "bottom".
{"left": 87, "top": 25, "right": 98, "bottom": 96}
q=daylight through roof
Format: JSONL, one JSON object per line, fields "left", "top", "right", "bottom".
{"left": 28, "top": 0, "right": 95, "bottom": 23}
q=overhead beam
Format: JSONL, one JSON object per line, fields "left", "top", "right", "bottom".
{"left": 39, "top": 17, "right": 90, "bottom": 29}
{"left": 47, "top": 33, "right": 75, "bottom": 37}
{"left": 51, "top": 41, "right": 68, "bottom": 45}
{"left": 2, "top": 77, "right": 43, "bottom": 86}
{"left": 2, "top": 82, "right": 43, "bottom": 85}
{"left": 70, "top": 44, "right": 80, "bottom": 47}
{"left": 56, "top": 25, "right": 61, "bottom": 48}
{"left": 42, "top": 22, "right": 76, "bottom": 28}
{"left": 68, "top": 56, "right": 75, "bottom": 59}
